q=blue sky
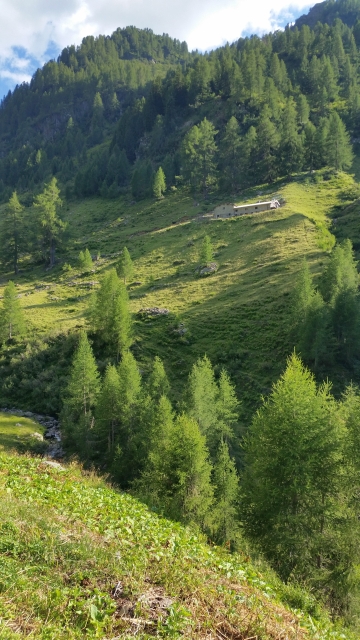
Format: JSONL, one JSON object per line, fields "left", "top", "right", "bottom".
{"left": 0, "top": 0, "right": 319, "bottom": 101}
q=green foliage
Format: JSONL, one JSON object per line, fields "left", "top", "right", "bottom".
{"left": 62, "top": 331, "right": 100, "bottom": 454}
{"left": 0, "top": 449, "right": 352, "bottom": 639}
{"left": 199, "top": 235, "right": 213, "bottom": 266}
{"left": 33, "top": 177, "right": 65, "bottom": 267}
{"left": 89, "top": 268, "right": 132, "bottom": 356}
{"left": 163, "top": 413, "right": 214, "bottom": 527}
{"left": 153, "top": 166, "right": 166, "bottom": 198}
{"left": 0, "top": 191, "right": 25, "bottom": 275}
{"left": 182, "top": 118, "right": 218, "bottom": 197}
{"left": 212, "top": 440, "right": 240, "bottom": 546}
{"left": 78, "top": 248, "right": 93, "bottom": 271}
{"left": 0, "top": 281, "right": 25, "bottom": 342}
{"left": 116, "top": 246, "right": 134, "bottom": 284}
{"left": 241, "top": 353, "right": 360, "bottom": 613}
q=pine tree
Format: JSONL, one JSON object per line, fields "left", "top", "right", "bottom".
{"left": 117, "top": 247, "right": 134, "bottom": 284}
{"left": 78, "top": 248, "right": 93, "bottom": 271}
{"left": 0, "top": 281, "right": 25, "bottom": 342}
{"left": 216, "top": 369, "right": 240, "bottom": 444}
{"left": 90, "top": 268, "right": 132, "bottom": 356}
{"left": 0, "top": 191, "right": 25, "bottom": 275}
{"left": 182, "top": 118, "right": 218, "bottom": 197}
{"left": 33, "top": 177, "right": 65, "bottom": 267}
{"left": 256, "top": 107, "right": 279, "bottom": 183}
{"left": 165, "top": 413, "right": 214, "bottom": 527}
{"left": 200, "top": 235, "right": 213, "bottom": 266}
{"left": 62, "top": 331, "right": 100, "bottom": 455}
{"left": 212, "top": 440, "right": 240, "bottom": 545}
{"left": 241, "top": 354, "right": 343, "bottom": 582}
{"left": 133, "top": 395, "right": 174, "bottom": 508}
{"left": 187, "top": 355, "right": 218, "bottom": 436}
{"left": 279, "top": 99, "right": 304, "bottom": 175}
{"left": 326, "top": 112, "right": 353, "bottom": 171}
{"left": 95, "top": 364, "right": 121, "bottom": 459}
{"left": 297, "top": 94, "right": 310, "bottom": 125}
{"left": 153, "top": 166, "right": 166, "bottom": 198}
{"left": 114, "top": 351, "right": 142, "bottom": 485}
{"left": 147, "top": 356, "right": 170, "bottom": 401}
{"left": 220, "top": 117, "right": 242, "bottom": 193}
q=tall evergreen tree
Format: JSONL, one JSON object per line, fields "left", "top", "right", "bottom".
{"left": 256, "top": 107, "right": 279, "bottom": 183}
{"left": 220, "top": 117, "right": 242, "bottom": 193}
{"left": 326, "top": 112, "right": 353, "bottom": 171}
{"left": 153, "top": 166, "right": 166, "bottom": 198}
{"left": 182, "top": 118, "right": 218, "bottom": 197}
{"left": 242, "top": 354, "right": 344, "bottom": 583}
{"left": 95, "top": 364, "right": 122, "bottom": 460}
{"left": 165, "top": 413, "right": 214, "bottom": 527}
{"left": 0, "top": 191, "right": 25, "bottom": 275}
{"left": 117, "top": 247, "right": 134, "bottom": 285}
{"left": 200, "top": 235, "right": 213, "bottom": 266}
{"left": 33, "top": 177, "right": 65, "bottom": 267}
{"left": 90, "top": 268, "right": 132, "bottom": 356}
{"left": 62, "top": 331, "right": 100, "bottom": 455}
{"left": 212, "top": 440, "right": 240, "bottom": 546}
{"left": 0, "top": 281, "right": 25, "bottom": 342}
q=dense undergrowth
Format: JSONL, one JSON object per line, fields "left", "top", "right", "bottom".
{"left": 0, "top": 449, "right": 355, "bottom": 639}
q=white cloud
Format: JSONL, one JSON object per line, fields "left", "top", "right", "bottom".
{"left": 0, "top": 0, "right": 321, "bottom": 95}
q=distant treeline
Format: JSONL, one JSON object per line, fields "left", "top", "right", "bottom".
{"left": 0, "top": 16, "right": 360, "bottom": 200}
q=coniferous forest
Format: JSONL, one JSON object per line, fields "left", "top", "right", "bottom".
{"left": 5, "top": 0, "right": 360, "bottom": 636}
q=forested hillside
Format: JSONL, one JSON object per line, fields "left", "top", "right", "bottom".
{"left": 3, "top": 1, "right": 360, "bottom": 636}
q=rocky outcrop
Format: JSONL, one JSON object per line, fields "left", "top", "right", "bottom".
{"left": 1, "top": 408, "right": 63, "bottom": 459}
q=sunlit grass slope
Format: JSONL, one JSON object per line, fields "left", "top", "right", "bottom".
{"left": 0, "top": 412, "right": 45, "bottom": 455}
{"left": 0, "top": 449, "right": 354, "bottom": 639}
{"left": 0, "top": 170, "right": 355, "bottom": 414}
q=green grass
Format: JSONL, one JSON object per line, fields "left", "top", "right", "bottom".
{"left": 0, "top": 169, "right": 356, "bottom": 417}
{"left": 0, "top": 449, "right": 354, "bottom": 639}
{"left": 0, "top": 413, "right": 46, "bottom": 455}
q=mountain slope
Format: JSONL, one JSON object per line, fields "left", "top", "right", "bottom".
{"left": 295, "top": 0, "right": 360, "bottom": 29}
{"left": 0, "top": 448, "right": 353, "bottom": 639}
{"left": 0, "top": 170, "right": 352, "bottom": 419}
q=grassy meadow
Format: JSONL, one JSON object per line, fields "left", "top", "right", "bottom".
{"left": 0, "top": 412, "right": 46, "bottom": 455}
{"left": 0, "top": 169, "right": 357, "bottom": 416}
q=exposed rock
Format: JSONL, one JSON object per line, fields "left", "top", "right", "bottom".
{"left": 199, "top": 262, "right": 218, "bottom": 276}
{"left": 138, "top": 307, "right": 170, "bottom": 316}
{"left": 31, "top": 432, "right": 44, "bottom": 441}
{"left": 42, "top": 460, "right": 65, "bottom": 471}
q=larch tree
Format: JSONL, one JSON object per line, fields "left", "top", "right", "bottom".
{"left": 117, "top": 247, "right": 134, "bottom": 285}
{"left": 78, "top": 248, "right": 93, "bottom": 271}
{"left": 212, "top": 440, "right": 240, "bottom": 546}
{"left": 0, "top": 281, "right": 26, "bottom": 342}
{"left": 182, "top": 118, "right": 218, "bottom": 197}
{"left": 200, "top": 235, "right": 213, "bottom": 266}
{"left": 241, "top": 354, "right": 344, "bottom": 584}
{"left": 1, "top": 191, "right": 25, "bottom": 275}
{"left": 95, "top": 364, "right": 122, "bottom": 459}
{"left": 326, "top": 112, "right": 353, "bottom": 171}
{"left": 165, "top": 413, "right": 214, "bottom": 527}
{"left": 89, "top": 268, "right": 132, "bottom": 357}
{"left": 62, "top": 331, "right": 100, "bottom": 455}
{"left": 153, "top": 166, "right": 166, "bottom": 198}
{"left": 33, "top": 177, "right": 65, "bottom": 267}
{"left": 220, "top": 116, "right": 242, "bottom": 193}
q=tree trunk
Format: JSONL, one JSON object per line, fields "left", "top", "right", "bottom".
{"left": 50, "top": 237, "right": 56, "bottom": 268}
